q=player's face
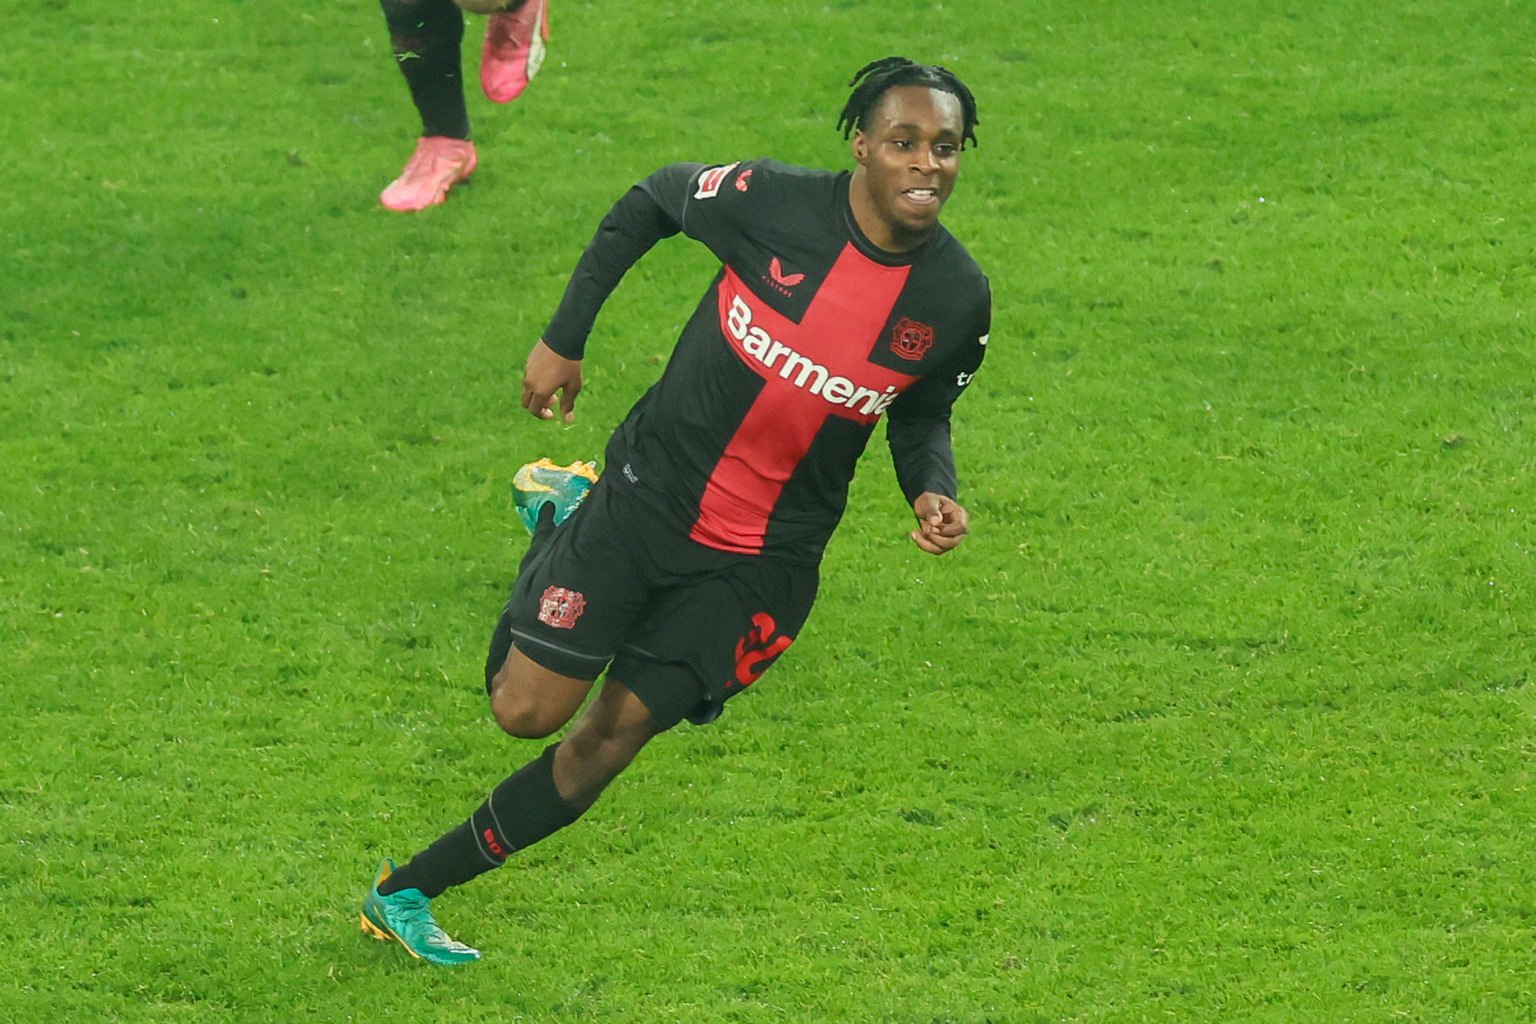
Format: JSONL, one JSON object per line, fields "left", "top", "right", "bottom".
{"left": 850, "top": 85, "right": 964, "bottom": 252}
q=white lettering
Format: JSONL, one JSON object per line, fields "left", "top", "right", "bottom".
{"left": 764, "top": 339, "right": 791, "bottom": 371}
{"left": 722, "top": 284, "right": 903, "bottom": 418}
{"left": 779, "top": 351, "right": 828, "bottom": 394}
{"left": 822, "top": 376, "right": 854, "bottom": 403}
{"left": 727, "top": 295, "right": 751, "bottom": 340}
{"left": 743, "top": 326, "right": 771, "bottom": 360}
{"left": 849, "top": 385, "right": 882, "bottom": 412}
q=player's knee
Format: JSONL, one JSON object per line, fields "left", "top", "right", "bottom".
{"left": 487, "top": 646, "right": 594, "bottom": 736}
{"left": 489, "top": 688, "right": 566, "bottom": 738}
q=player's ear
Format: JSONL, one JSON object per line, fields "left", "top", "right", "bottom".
{"left": 852, "top": 130, "right": 869, "bottom": 164}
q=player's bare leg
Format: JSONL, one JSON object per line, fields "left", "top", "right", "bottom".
{"left": 553, "top": 678, "right": 661, "bottom": 812}
{"left": 487, "top": 646, "right": 591, "bottom": 738}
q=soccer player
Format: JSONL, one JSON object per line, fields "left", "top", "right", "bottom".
{"left": 360, "top": 56, "right": 990, "bottom": 964}
{"left": 377, "top": 0, "right": 551, "bottom": 212}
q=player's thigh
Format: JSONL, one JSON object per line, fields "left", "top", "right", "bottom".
{"left": 517, "top": 513, "right": 654, "bottom": 668}
{"left": 612, "top": 559, "right": 819, "bottom": 730}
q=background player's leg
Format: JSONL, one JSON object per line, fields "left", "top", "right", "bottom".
{"left": 381, "top": 0, "right": 471, "bottom": 139}
{"left": 479, "top": 0, "right": 548, "bottom": 104}
{"left": 378, "top": 0, "right": 477, "bottom": 211}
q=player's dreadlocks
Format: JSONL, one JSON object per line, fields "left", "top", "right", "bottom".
{"left": 837, "top": 57, "right": 980, "bottom": 149}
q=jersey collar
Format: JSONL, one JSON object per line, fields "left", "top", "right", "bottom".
{"left": 836, "top": 172, "right": 940, "bottom": 266}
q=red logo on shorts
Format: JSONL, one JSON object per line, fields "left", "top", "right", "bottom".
{"left": 735, "top": 169, "right": 753, "bottom": 192}
{"left": 889, "top": 317, "right": 935, "bottom": 361}
{"left": 538, "top": 586, "right": 587, "bottom": 630}
{"left": 732, "top": 612, "right": 794, "bottom": 688}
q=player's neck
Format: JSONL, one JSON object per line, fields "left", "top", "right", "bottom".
{"left": 847, "top": 169, "right": 933, "bottom": 254}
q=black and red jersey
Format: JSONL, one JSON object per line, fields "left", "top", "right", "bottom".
{"left": 542, "top": 159, "right": 991, "bottom": 565}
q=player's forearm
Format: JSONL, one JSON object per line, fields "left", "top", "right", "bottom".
{"left": 888, "top": 416, "right": 958, "bottom": 505}
{"left": 541, "top": 182, "right": 684, "bottom": 359}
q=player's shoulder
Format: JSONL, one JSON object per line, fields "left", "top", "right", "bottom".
{"left": 745, "top": 157, "right": 838, "bottom": 185}
{"left": 922, "top": 225, "right": 991, "bottom": 302}
{"left": 689, "top": 158, "right": 838, "bottom": 202}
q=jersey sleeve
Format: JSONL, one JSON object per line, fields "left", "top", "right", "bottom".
{"left": 540, "top": 163, "right": 705, "bottom": 359}
{"left": 886, "top": 284, "right": 991, "bottom": 504}
{"left": 541, "top": 160, "right": 770, "bottom": 358}
{"left": 666, "top": 159, "right": 777, "bottom": 265}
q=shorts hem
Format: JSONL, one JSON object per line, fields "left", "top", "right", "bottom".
{"left": 510, "top": 629, "right": 612, "bottom": 682}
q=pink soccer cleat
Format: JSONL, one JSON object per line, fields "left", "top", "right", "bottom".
{"left": 379, "top": 136, "right": 478, "bottom": 213}
{"left": 481, "top": 0, "right": 550, "bottom": 104}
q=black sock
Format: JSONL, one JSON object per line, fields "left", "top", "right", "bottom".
{"left": 378, "top": 818, "right": 488, "bottom": 899}
{"left": 380, "top": 0, "right": 471, "bottom": 140}
{"left": 379, "top": 744, "right": 585, "bottom": 898}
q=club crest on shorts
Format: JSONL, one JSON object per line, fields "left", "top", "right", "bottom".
{"left": 889, "top": 317, "right": 935, "bottom": 361}
{"left": 538, "top": 585, "right": 587, "bottom": 630}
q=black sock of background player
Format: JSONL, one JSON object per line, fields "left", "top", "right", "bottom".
{"left": 378, "top": 744, "right": 585, "bottom": 898}
{"left": 380, "top": 0, "right": 471, "bottom": 140}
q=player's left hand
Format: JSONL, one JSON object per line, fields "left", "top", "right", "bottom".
{"left": 910, "top": 492, "right": 969, "bottom": 555}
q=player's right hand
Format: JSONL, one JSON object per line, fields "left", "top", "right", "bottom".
{"left": 522, "top": 340, "right": 583, "bottom": 423}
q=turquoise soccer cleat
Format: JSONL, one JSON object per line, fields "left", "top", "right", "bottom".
{"left": 511, "top": 458, "right": 599, "bottom": 535}
{"left": 359, "top": 859, "right": 481, "bottom": 966}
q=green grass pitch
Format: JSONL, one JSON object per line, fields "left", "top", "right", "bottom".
{"left": 4, "top": 1, "right": 1534, "bottom": 1020}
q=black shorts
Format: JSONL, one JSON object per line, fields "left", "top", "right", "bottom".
{"left": 490, "top": 475, "right": 819, "bottom": 729}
